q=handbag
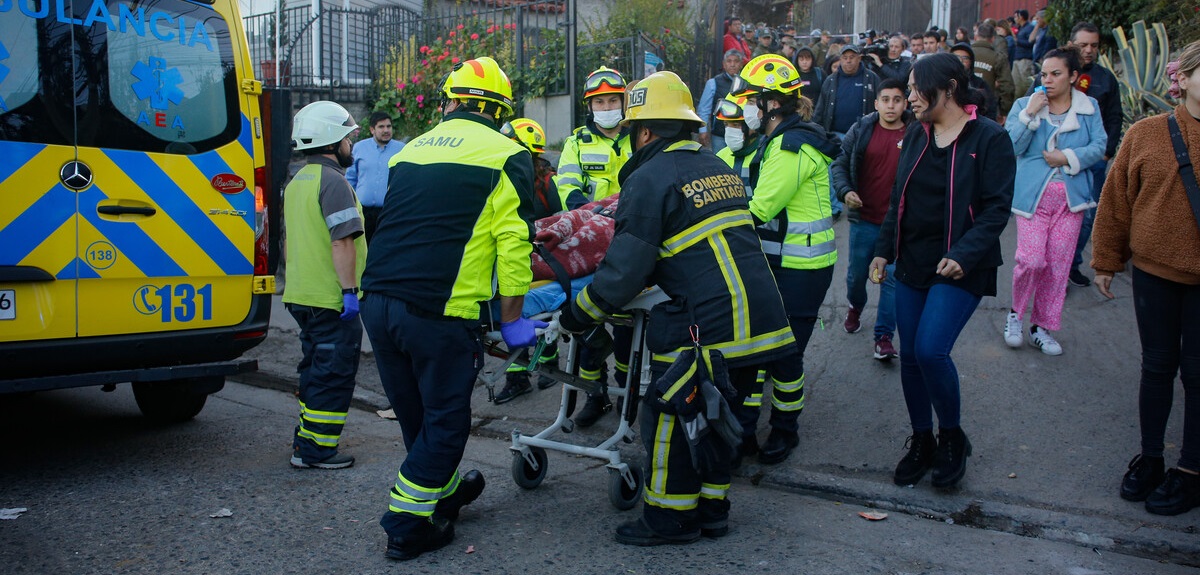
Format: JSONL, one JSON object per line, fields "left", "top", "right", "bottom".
{"left": 1167, "top": 113, "right": 1200, "bottom": 231}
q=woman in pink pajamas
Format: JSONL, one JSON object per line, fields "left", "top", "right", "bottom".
{"left": 1003, "top": 47, "right": 1107, "bottom": 355}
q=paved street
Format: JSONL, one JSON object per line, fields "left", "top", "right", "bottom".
{"left": 1, "top": 382, "right": 1194, "bottom": 574}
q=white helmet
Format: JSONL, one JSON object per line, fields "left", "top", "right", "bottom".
{"left": 291, "top": 101, "right": 357, "bottom": 151}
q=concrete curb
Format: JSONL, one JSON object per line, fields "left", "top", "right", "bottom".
{"left": 758, "top": 468, "right": 1200, "bottom": 567}
{"left": 238, "top": 369, "right": 392, "bottom": 416}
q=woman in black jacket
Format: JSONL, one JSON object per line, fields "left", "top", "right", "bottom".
{"left": 870, "top": 53, "right": 1016, "bottom": 489}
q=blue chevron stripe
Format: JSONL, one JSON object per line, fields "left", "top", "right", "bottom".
{"left": 103, "top": 150, "right": 252, "bottom": 276}
{"left": 238, "top": 114, "right": 253, "bottom": 158}
{"left": 57, "top": 257, "right": 102, "bottom": 280}
{"left": 0, "top": 183, "right": 75, "bottom": 265}
{"left": 188, "top": 151, "right": 255, "bottom": 230}
{"left": 77, "top": 185, "right": 187, "bottom": 278}
{"left": 0, "top": 142, "right": 46, "bottom": 184}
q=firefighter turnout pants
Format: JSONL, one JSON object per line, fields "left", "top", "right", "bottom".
{"left": 287, "top": 303, "right": 362, "bottom": 464}
{"left": 361, "top": 293, "right": 482, "bottom": 539}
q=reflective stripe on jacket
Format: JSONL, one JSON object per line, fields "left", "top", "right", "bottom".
{"left": 554, "top": 125, "right": 632, "bottom": 209}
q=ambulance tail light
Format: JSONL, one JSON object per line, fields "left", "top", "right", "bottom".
{"left": 253, "top": 167, "right": 269, "bottom": 276}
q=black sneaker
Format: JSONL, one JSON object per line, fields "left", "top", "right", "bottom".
{"left": 757, "top": 429, "right": 799, "bottom": 465}
{"left": 1068, "top": 268, "right": 1091, "bottom": 287}
{"left": 573, "top": 393, "right": 612, "bottom": 428}
{"left": 1120, "top": 454, "right": 1165, "bottom": 502}
{"left": 493, "top": 372, "right": 532, "bottom": 405}
{"left": 385, "top": 517, "right": 455, "bottom": 561}
{"left": 614, "top": 519, "right": 700, "bottom": 546}
{"left": 1145, "top": 468, "right": 1200, "bottom": 516}
{"left": 930, "top": 427, "right": 972, "bottom": 488}
{"left": 893, "top": 430, "right": 935, "bottom": 486}
{"left": 290, "top": 450, "right": 354, "bottom": 469}
{"left": 435, "top": 470, "right": 485, "bottom": 522}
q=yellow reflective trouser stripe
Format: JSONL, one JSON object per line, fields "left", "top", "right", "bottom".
{"left": 659, "top": 210, "right": 754, "bottom": 258}
{"left": 743, "top": 393, "right": 762, "bottom": 408}
{"left": 614, "top": 359, "right": 628, "bottom": 373}
{"left": 709, "top": 234, "right": 749, "bottom": 342}
{"left": 651, "top": 326, "right": 796, "bottom": 364}
{"left": 506, "top": 362, "right": 528, "bottom": 373}
{"left": 540, "top": 348, "right": 559, "bottom": 362}
{"left": 394, "top": 469, "right": 460, "bottom": 501}
{"left": 700, "top": 482, "right": 730, "bottom": 499}
{"left": 580, "top": 367, "right": 602, "bottom": 381}
{"left": 299, "top": 401, "right": 348, "bottom": 425}
{"left": 772, "top": 374, "right": 806, "bottom": 411}
{"left": 756, "top": 370, "right": 767, "bottom": 384}
{"left": 645, "top": 412, "right": 699, "bottom": 511}
{"left": 576, "top": 286, "right": 606, "bottom": 321}
{"left": 296, "top": 428, "right": 340, "bottom": 447}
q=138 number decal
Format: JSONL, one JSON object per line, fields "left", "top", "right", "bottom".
{"left": 133, "top": 284, "right": 213, "bottom": 322}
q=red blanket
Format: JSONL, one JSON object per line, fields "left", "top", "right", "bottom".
{"left": 531, "top": 195, "right": 618, "bottom": 280}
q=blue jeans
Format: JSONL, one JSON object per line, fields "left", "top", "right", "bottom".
{"left": 1072, "top": 159, "right": 1108, "bottom": 270}
{"left": 894, "top": 281, "right": 981, "bottom": 432}
{"left": 845, "top": 221, "right": 896, "bottom": 339}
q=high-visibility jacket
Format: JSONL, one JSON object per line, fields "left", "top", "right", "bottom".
{"left": 554, "top": 123, "right": 632, "bottom": 210}
{"left": 715, "top": 137, "right": 760, "bottom": 198}
{"left": 361, "top": 111, "right": 535, "bottom": 320}
{"left": 282, "top": 156, "right": 367, "bottom": 310}
{"left": 565, "top": 138, "right": 796, "bottom": 369}
{"left": 749, "top": 114, "right": 841, "bottom": 270}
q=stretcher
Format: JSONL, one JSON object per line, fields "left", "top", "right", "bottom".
{"left": 479, "top": 286, "right": 669, "bottom": 510}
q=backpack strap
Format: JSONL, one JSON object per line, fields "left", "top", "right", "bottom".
{"left": 1167, "top": 113, "right": 1200, "bottom": 232}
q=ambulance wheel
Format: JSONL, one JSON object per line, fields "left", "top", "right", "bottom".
{"left": 512, "top": 447, "right": 548, "bottom": 490}
{"left": 608, "top": 466, "right": 643, "bottom": 510}
{"left": 132, "top": 377, "right": 218, "bottom": 423}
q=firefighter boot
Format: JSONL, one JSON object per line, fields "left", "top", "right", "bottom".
{"left": 574, "top": 392, "right": 612, "bottom": 428}
{"left": 757, "top": 429, "right": 799, "bottom": 465}
{"left": 385, "top": 516, "right": 455, "bottom": 561}
{"left": 434, "top": 469, "right": 485, "bottom": 522}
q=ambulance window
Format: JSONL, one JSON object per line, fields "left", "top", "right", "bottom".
{"left": 0, "top": 12, "right": 73, "bottom": 145}
{"left": 81, "top": 0, "right": 239, "bottom": 154}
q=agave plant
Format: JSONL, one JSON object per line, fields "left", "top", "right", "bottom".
{"left": 1100, "top": 20, "right": 1175, "bottom": 126}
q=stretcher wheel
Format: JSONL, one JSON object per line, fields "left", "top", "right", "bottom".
{"left": 512, "top": 447, "right": 548, "bottom": 490}
{"left": 608, "top": 466, "right": 643, "bottom": 510}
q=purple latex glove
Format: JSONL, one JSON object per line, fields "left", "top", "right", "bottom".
{"left": 340, "top": 293, "right": 360, "bottom": 321}
{"left": 500, "top": 317, "right": 549, "bottom": 348}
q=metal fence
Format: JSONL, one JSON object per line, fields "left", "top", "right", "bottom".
{"left": 244, "top": 0, "right": 570, "bottom": 108}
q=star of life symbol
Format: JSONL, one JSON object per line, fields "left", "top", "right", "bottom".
{"left": 0, "top": 40, "right": 10, "bottom": 112}
{"left": 131, "top": 57, "right": 184, "bottom": 111}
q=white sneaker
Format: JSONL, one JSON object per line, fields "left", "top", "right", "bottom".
{"left": 1004, "top": 312, "right": 1023, "bottom": 348}
{"left": 1028, "top": 327, "right": 1063, "bottom": 356}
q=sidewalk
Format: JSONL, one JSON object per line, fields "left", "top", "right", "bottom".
{"left": 243, "top": 217, "right": 1200, "bottom": 566}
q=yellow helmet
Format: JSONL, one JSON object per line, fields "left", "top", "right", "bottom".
{"left": 715, "top": 94, "right": 747, "bottom": 122}
{"left": 583, "top": 66, "right": 627, "bottom": 100}
{"left": 500, "top": 117, "right": 547, "bottom": 154}
{"left": 733, "top": 54, "right": 803, "bottom": 96}
{"left": 441, "top": 56, "right": 515, "bottom": 116}
{"left": 622, "top": 71, "right": 703, "bottom": 126}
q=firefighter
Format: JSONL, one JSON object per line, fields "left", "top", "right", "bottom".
{"left": 282, "top": 101, "right": 366, "bottom": 471}
{"left": 359, "top": 57, "right": 541, "bottom": 561}
{"left": 731, "top": 54, "right": 842, "bottom": 465}
{"left": 557, "top": 71, "right": 805, "bottom": 545}
{"left": 555, "top": 67, "right": 636, "bottom": 426}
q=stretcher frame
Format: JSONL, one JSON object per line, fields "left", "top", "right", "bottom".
{"left": 479, "top": 287, "right": 669, "bottom": 510}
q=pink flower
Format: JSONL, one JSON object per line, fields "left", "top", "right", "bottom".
{"left": 446, "top": 39, "right": 453, "bottom": 45}
{"left": 457, "top": 23, "right": 464, "bottom": 29}
{"left": 422, "top": 59, "right": 429, "bottom": 67}
{"left": 418, "top": 102, "right": 424, "bottom": 108}
{"left": 396, "top": 81, "right": 407, "bottom": 91}
{"left": 419, "top": 45, "right": 429, "bottom": 54}
{"left": 449, "top": 31, "right": 456, "bottom": 37}
{"left": 1168, "top": 60, "right": 1182, "bottom": 100}
{"left": 451, "top": 57, "right": 460, "bottom": 64}
{"left": 412, "top": 75, "right": 421, "bottom": 83}
{"left": 470, "top": 33, "right": 479, "bottom": 40}
{"left": 416, "top": 94, "right": 425, "bottom": 103}
{"left": 487, "top": 25, "right": 495, "bottom": 33}
{"left": 438, "top": 54, "right": 446, "bottom": 61}
{"left": 399, "top": 107, "right": 406, "bottom": 113}
{"left": 443, "top": 49, "right": 449, "bottom": 56}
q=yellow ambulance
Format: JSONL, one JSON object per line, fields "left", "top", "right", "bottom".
{"left": 0, "top": 0, "right": 275, "bottom": 421}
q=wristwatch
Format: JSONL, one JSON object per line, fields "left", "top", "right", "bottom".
{"left": 341, "top": 287, "right": 360, "bottom": 295}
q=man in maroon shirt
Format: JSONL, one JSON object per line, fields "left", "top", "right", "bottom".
{"left": 831, "top": 77, "right": 913, "bottom": 359}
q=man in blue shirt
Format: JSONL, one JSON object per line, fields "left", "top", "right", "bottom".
{"left": 346, "top": 111, "right": 404, "bottom": 243}
{"left": 813, "top": 44, "right": 878, "bottom": 220}
{"left": 1011, "top": 9, "right": 1036, "bottom": 98}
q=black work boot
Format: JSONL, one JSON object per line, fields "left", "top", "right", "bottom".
{"left": 1145, "top": 468, "right": 1200, "bottom": 516}
{"left": 931, "top": 427, "right": 972, "bottom": 488}
{"left": 757, "top": 428, "right": 799, "bottom": 465}
{"left": 893, "top": 430, "right": 936, "bottom": 486}
{"left": 614, "top": 518, "right": 700, "bottom": 546}
{"left": 493, "top": 372, "right": 532, "bottom": 405}
{"left": 385, "top": 517, "right": 455, "bottom": 561}
{"left": 434, "top": 469, "right": 485, "bottom": 522}
{"left": 573, "top": 392, "right": 612, "bottom": 428}
{"left": 1120, "top": 454, "right": 1166, "bottom": 502}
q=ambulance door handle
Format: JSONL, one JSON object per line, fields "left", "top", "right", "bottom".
{"left": 97, "top": 205, "right": 157, "bottom": 216}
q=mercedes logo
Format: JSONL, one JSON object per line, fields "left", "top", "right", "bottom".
{"left": 59, "top": 160, "right": 93, "bottom": 190}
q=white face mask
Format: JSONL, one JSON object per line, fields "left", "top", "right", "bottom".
{"left": 593, "top": 109, "right": 623, "bottom": 129}
{"left": 725, "top": 127, "right": 745, "bottom": 151}
{"left": 743, "top": 102, "right": 762, "bottom": 132}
